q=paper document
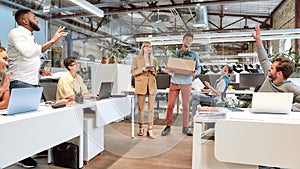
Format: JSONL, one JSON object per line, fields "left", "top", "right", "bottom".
{"left": 194, "top": 107, "right": 227, "bottom": 122}
{"left": 192, "top": 78, "right": 205, "bottom": 91}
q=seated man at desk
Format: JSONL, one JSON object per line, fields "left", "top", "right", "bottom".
{"left": 190, "top": 66, "right": 232, "bottom": 118}
{"left": 253, "top": 25, "right": 300, "bottom": 109}
{"left": 56, "top": 57, "right": 97, "bottom": 101}
{"left": 253, "top": 25, "right": 300, "bottom": 169}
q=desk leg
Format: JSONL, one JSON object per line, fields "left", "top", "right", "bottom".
{"left": 47, "top": 149, "right": 51, "bottom": 164}
{"left": 192, "top": 122, "right": 202, "bottom": 169}
{"left": 76, "top": 108, "right": 84, "bottom": 168}
{"left": 131, "top": 97, "right": 134, "bottom": 138}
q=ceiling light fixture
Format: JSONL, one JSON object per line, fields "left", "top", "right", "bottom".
{"left": 67, "top": 0, "right": 104, "bottom": 17}
{"left": 136, "top": 28, "right": 300, "bottom": 45}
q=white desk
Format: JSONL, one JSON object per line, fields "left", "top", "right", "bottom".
{"left": 215, "top": 110, "right": 300, "bottom": 169}
{"left": 192, "top": 109, "right": 300, "bottom": 169}
{"left": 94, "top": 96, "right": 131, "bottom": 127}
{"left": 0, "top": 106, "right": 84, "bottom": 169}
{"left": 81, "top": 97, "right": 132, "bottom": 162}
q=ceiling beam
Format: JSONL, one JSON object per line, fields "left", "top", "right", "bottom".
{"left": 104, "top": 0, "right": 263, "bottom": 15}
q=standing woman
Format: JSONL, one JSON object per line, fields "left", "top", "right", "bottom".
{"left": 131, "top": 42, "right": 158, "bottom": 139}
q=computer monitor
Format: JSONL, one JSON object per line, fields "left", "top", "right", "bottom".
{"left": 156, "top": 73, "right": 170, "bottom": 89}
{"left": 239, "top": 73, "right": 265, "bottom": 89}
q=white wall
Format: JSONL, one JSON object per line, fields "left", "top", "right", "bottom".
{"left": 0, "top": 4, "right": 46, "bottom": 47}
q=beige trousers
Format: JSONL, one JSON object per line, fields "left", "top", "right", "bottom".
{"left": 137, "top": 93, "right": 156, "bottom": 127}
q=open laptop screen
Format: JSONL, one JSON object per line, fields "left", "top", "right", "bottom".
{"left": 5, "top": 87, "right": 43, "bottom": 115}
{"left": 251, "top": 92, "right": 293, "bottom": 114}
{"left": 97, "top": 82, "right": 113, "bottom": 100}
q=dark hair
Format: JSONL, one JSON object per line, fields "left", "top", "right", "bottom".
{"left": 15, "top": 9, "right": 31, "bottom": 25}
{"left": 0, "top": 45, "right": 6, "bottom": 52}
{"left": 183, "top": 32, "right": 194, "bottom": 40}
{"left": 64, "top": 57, "right": 77, "bottom": 70}
{"left": 274, "top": 57, "right": 294, "bottom": 79}
{"left": 228, "top": 66, "right": 233, "bottom": 74}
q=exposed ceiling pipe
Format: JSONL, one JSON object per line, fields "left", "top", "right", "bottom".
{"left": 193, "top": 3, "right": 209, "bottom": 29}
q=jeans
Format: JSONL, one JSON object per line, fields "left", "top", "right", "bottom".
{"left": 10, "top": 80, "right": 39, "bottom": 91}
{"left": 189, "top": 92, "right": 212, "bottom": 116}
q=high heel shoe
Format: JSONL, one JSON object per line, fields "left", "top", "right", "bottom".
{"left": 138, "top": 127, "right": 144, "bottom": 136}
{"left": 147, "top": 128, "right": 154, "bottom": 139}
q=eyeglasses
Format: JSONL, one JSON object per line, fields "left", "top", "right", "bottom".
{"left": 70, "top": 63, "right": 79, "bottom": 66}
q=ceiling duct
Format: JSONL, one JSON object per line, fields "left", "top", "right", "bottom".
{"left": 150, "top": 13, "right": 172, "bottom": 28}
{"left": 150, "top": 13, "right": 170, "bottom": 23}
{"left": 193, "top": 3, "right": 208, "bottom": 29}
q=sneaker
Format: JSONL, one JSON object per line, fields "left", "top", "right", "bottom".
{"left": 182, "top": 127, "right": 193, "bottom": 136}
{"left": 17, "top": 157, "right": 37, "bottom": 168}
{"left": 161, "top": 126, "right": 171, "bottom": 136}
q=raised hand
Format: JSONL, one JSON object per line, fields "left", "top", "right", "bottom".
{"left": 51, "top": 26, "right": 68, "bottom": 43}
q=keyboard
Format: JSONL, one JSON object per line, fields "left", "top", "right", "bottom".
{"left": 111, "top": 94, "right": 127, "bottom": 98}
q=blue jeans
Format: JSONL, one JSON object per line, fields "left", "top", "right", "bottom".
{"left": 10, "top": 80, "right": 39, "bottom": 91}
{"left": 189, "top": 92, "right": 212, "bottom": 116}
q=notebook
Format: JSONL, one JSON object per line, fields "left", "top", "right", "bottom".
{"left": 96, "top": 82, "right": 127, "bottom": 100}
{"left": 250, "top": 92, "right": 294, "bottom": 114}
{"left": 97, "top": 82, "right": 113, "bottom": 100}
{"left": 1, "top": 87, "right": 43, "bottom": 115}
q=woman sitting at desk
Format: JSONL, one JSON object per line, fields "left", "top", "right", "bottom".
{"left": 56, "top": 57, "right": 97, "bottom": 101}
{"left": 0, "top": 45, "right": 12, "bottom": 109}
{"left": 190, "top": 66, "right": 232, "bottom": 121}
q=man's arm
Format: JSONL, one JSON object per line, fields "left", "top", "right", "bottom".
{"left": 194, "top": 53, "right": 201, "bottom": 76}
{"left": 252, "top": 25, "right": 271, "bottom": 76}
{"left": 41, "top": 27, "right": 68, "bottom": 53}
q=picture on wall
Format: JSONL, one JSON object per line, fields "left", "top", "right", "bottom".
{"left": 51, "top": 47, "right": 62, "bottom": 67}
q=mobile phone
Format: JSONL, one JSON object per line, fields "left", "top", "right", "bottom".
{"left": 146, "top": 66, "right": 154, "bottom": 69}
{"left": 51, "top": 104, "right": 66, "bottom": 109}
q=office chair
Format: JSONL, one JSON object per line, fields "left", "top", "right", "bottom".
{"left": 39, "top": 79, "right": 58, "bottom": 101}
{"left": 155, "top": 73, "right": 170, "bottom": 111}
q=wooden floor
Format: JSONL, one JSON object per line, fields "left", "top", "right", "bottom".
{"left": 6, "top": 121, "right": 193, "bottom": 169}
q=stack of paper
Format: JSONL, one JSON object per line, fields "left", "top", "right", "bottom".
{"left": 194, "top": 107, "right": 227, "bottom": 122}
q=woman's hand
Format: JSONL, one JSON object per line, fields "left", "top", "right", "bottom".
{"left": 2, "top": 71, "right": 13, "bottom": 90}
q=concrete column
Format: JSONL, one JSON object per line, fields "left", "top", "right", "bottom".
{"left": 296, "top": 0, "right": 300, "bottom": 49}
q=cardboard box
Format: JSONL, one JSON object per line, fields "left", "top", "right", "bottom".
{"left": 167, "top": 57, "right": 196, "bottom": 75}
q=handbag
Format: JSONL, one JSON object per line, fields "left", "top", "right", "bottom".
{"left": 52, "top": 142, "right": 79, "bottom": 169}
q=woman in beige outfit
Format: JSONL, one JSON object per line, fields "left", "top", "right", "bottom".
{"left": 131, "top": 42, "right": 158, "bottom": 139}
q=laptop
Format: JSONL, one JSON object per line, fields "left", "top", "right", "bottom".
{"left": 97, "top": 82, "right": 113, "bottom": 100}
{"left": 250, "top": 92, "right": 294, "bottom": 114}
{"left": 96, "top": 82, "right": 127, "bottom": 100}
{"left": 1, "top": 87, "right": 43, "bottom": 115}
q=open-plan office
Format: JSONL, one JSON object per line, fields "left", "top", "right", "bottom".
{"left": 1, "top": 0, "right": 300, "bottom": 169}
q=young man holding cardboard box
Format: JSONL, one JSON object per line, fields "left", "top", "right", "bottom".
{"left": 161, "top": 32, "right": 201, "bottom": 136}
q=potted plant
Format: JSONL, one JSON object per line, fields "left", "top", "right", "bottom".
{"left": 105, "top": 42, "right": 127, "bottom": 64}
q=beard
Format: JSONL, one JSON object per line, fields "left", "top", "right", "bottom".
{"left": 29, "top": 21, "right": 40, "bottom": 31}
{"left": 269, "top": 72, "right": 277, "bottom": 80}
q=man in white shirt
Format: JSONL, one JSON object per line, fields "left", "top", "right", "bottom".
{"left": 8, "top": 9, "right": 67, "bottom": 90}
{"left": 7, "top": 9, "right": 67, "bottom": 168}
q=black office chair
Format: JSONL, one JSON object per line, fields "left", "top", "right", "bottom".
{"left": 39, "top": 79, "right": 59, "bottom": 101}
{"left": 155, "top": 73, "right": 170, "bottom": 111}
